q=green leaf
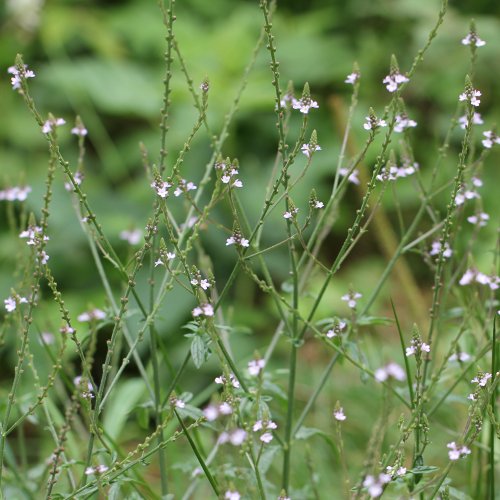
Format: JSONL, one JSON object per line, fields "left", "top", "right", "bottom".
{"left": 357, "top": 316, "right": 394, "bottom": 326}
{"left": 191, "top": 335, "right": 210, "bottom": 369}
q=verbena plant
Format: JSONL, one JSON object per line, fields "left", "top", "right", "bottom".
{"left": 1, "top": 0, "right": 498, "bottom": 498}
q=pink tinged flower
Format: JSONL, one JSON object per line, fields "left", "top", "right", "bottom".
{"left": 333, "top": 408, "right": 346, "bottom": 421}
{"left": 226, "top": 233, "right": 249, "bottom": 248}
{"left": 233, "top": 179, "right": 243, "bottom": 188}
{"left": 363, "top": 473, "right": 391, "bottom": 498}
{"left": 383, "top": 72, "right": 409, "bottom": 92}
{"left": 229, "top": 429, "right": 247, "bottom": 446}
{"left": 341, "top": 291, "right": 362, "bottom": 309}
{"left": 283, "top": 208, "right": 299, "bottom": 220}
{"left": 219, "top": 402, "right": 232, "bottom": 415}
{"left": 405, "top": 346, "right": 416, "bottom": 357}
{"left": 203, "top": 405, "right": 219, "bottom": 421}
{"left": 339, "top": 167, "right": 360, "bottom": 185}
{"left": 0, "top": 186, "right": 32, "bottom": 202}
{"left": 363, "top": 116, "right": 387, "bottom": 130}
{"left": 174, "top": 398, "right": 185, "bottom": 409}
{"left": 85, "top": 464, "right": 108, "bottom": 475}
{"left": 4, "top": 296, "right": 28, "bottom": 312}
{"left": 260, "top": 432, "right": 273, "bottom": 443}
{"left": 345, "top": 72, "right": 360, "bottom": 84}
{"left": 461, "top": 33, "right": 486, "bottom": 47}
{"left": 449, "top": 352, "right": 470, "bottom": 362}
{"left": 42, "top": 117, "right": 66, "bottom": 134}
{"left": 64, "top": 171, "right": 84, "bottom": 192}
{"left": 71, "top": 124, "right": 88, "bottom": 136}
{"left": 447, "top": 441, "right": 471, "bottom": 460}
{"left": 191, "top": 467, "right": 202, "bottom": 478}
{"left": 394, "top": 114, "right": 417, "bottom": 133}
{"left": 301, "top": 143, "right": 321, "bottom": 158}
{"left": 467, "top": 213, "right": 489, "bottom": 226}
{"left": 248, "top": 358, "right": 265, "bottom": 376}
{"left": 467, "top": 393, "right": 476, "bottom": 401}
{"left": 471, "top": 177, "right": 483, "bottom": 187}
{"left": 326, "top": 320, "right": 346, "bottom": 338}
{"left": 60, "top": 324, "right": 75, "bottom": 334}
{"left": 314, "top": 200, "right": 324, "bottom": 208}
{"left": 292, "top": 96, "right": 319, "bottom": 114}
{"left": 8, "top": 64, "right": 35, "bottom": 90}
{"left": 225, "top": 490, "right": 241, "bottom": 500}
{"left": 77, "top": 308, "right": 106, "bottom": 322}
{"left": 482, "top": 130, "right": 500, "bottom": 148}
{"left": 430, "top": 241, "right": 452, "bottom": 258}
{"left": 458, "top": 113, "right": 483, "bottom": 129}
{"left": 41, "top": 332, "right": 54, "bottom": 344}
{"left": 375, "top": 362, "right": 406, "bottom": 382}
{"left": 472, "top": 372, "right": 492, "bottom": 387}
{"left": 120, "top": 229, "right": 142, "bottom": 245}
{"left": 459, "top": 89, "right": 481, "bottom": 107}
{"left": 192, "top": 303, "right": 214, "bottom": 318}
{"left": 455, "top": 188, "right": 479, "bottom": 206}
{"left": 150, "top": 180, "right": 172, "bottom": 198}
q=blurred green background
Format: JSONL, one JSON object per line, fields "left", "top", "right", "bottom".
{"left": 1, "top": 0, "right": 499, "bottom": 496}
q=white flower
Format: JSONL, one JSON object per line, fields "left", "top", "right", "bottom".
{"left": 394, "top": 114, "right": 417, "bottom": 133}
{"left": 458, "top": 112, "right": 483, "bottom": 129}
{"left": 248, "top": 358, "right": 265, "bottom": 376}
{"left": 0, "top": 186, "right": 32, "bottom": 202}
{"left": 481, "top": 130, "right": 500, "bottom": 149}
{"left": 382, "top": 72, "right": 409, "bottom": 92}
{"left": 314, "top": 200, "right": 324, "bottom": 208}
{"left": 42, "top": 117, "right": 66, "bottom": 134}
{"left": 85, "top": 464, "right": 108, "bottom": 475}
{"left": 301, "top": 143, "right": 321, "bottom": 158}
{"left": 467, "top": 212, "right": 489, "bottom": 226}
{"left": 406, "top": 339, "right": 430, "bottom": 357}
{"left": 341, "top": 291, "right": 362, "bottom": 309}
{"left": 192, "top": 303, "right": 214, "bottom": 318}
{"left": 345, "top": 72, "right": 360, "bottom": 84}
{"left": 8, "top": 64, "right": 35, "bottom": 90}
{"left": 219, "top": 402, "right": 232, "bottom": 415}
{"left": 326, "top": 320, "right": 346, "bottom": 338}
{"left": 471, "top": 372, "right": 492, "bottom": 387}
{"left": 333, "top": 407, "right": 346, "bottom": 421}
{"left": 339, "top": 167, "right": 360, "bottom": 185}
{"left": 229, "top": 429, "right": 247, "bottom": 446}
{"left": 154, "top": 258, "right": 164, "bottom": 267}
{"left": 292, "top": 96, "right": 319, "bottom": 114}
{"left": 71, "top": 124, "right": 88, "bottom": 136}
{"left": 459, "top": 89, "right": 481, "bottom": 107}
{"left": 203, "top": 405, "right": 219, "bottom": 421}
{"left": 150, "top": 180, "right": 172, "bottom": 198}
{"left": 225, "top": 490, "right": 241, "bottom": 500}
{"left": 363, "top": 473, "right": 391, "bottom": 498}
{"left": 64, "top": 171, "right": 84, "bottom": 192}
{"left": 375, "top": 362, "right": 406, "bottom": 382}
{"left": 77, "top": 309, "right": 106, "bottom": 322}
{"left": 447, "top": 441, "right": 471, "bottom": 461}
{"left": 226, "top": 232, "right": 249, "bottom": 248}
{"left": 363, "top": 116, "right": 387, "bottom": 130}
{"left": 214, "top": 374, "right": 240, "bottom": 389}
{"left": 4, "top": 296, "right": 28, "bottom": 312}
{"left": 60, "top": 324, "right": 75, "bottom": 335}
{"left": 174, "top": 398, "right": 185, "bottom": 409}
{"left": 191, "top": 278, "right": 211, "bottom": 290}
{"left": 430, "top": 240, "right": 452, "bottom": 259}
{"left": 461, "top": 33, "right": 486, "bottom": 47}
{"left": 283, "top": 208, "right": 299, "bottom": 220}
{"left": 119, "top": 229, "right": 142, "bottom": 245}
{"left": 449, "top": 352, "right": 470, "bottom": 362}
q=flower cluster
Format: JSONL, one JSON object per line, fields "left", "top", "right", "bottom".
{"left": 71, "top": 123, "right": 88, "bottom": 137}
{"left": 341, "top": 290, "right": 362, "bottom": 309}
{"left": 374, "top": 362, "right": 405, "bottom": 382}
{"left": 225, "top": 490, "right": 240, "bottom": 500}
{"left": 253, "top": 419, "right": 277, "bottom": 443}
{"left": 382, "top": 71, "right": 409, "bottom": 92}
{"left": 405, "top": 338, "right": 431, "bottom": 357}
{"left": 154, "top": 250, "right": 175, "bottom": 267}
{"left": 461, "top": 32, "right": 486, "bottom": 47}
{"left": 363, "top": 115, "right": 387, "bottom": 131}
{"left": 248, "top": 358, "right": 265, "bottom": 376}
{"left": 42, "top": 117, "right": 65, "bottom": 135}
{"left": 226, "top": 231, "right": 249, "bottom": 248}
{"left": 393, "top": 114, "right": 417, "bottom": 133}
{"left": 459, "top": 269, "right": 499, "bottom": 290}
{"left": 0, "top": 186, "right": 32, "bottom": 201}
{"left": 8, "top": 64, "right": 35, "bottom": 91}
{"left": 467, "top": 212, "right": 489, "bottom": 227}
{"left": 482, "top": 130, "right": 500, "bottom": 149}
{"left": 174, "top": 179, "right": 197, "bottom": 197}
{"left": 385, "top": 466, "right": 406, "bottom": 478}
{"left": 471, "top": 372, "right": 492, "bottom": 387}
{"left": 20, "top": 225, "right": 49, "bottom": 247}
{"left": 202, "top": 402, "right": 233, "bottom": 421}
{"left": 339, "top": 167, "right": 360, "bottom": 185}
{"left": 454, "top": 177, "right": 482, "bottom": 205}
{"left": 292, "top": 96, "right": 319, "bottom": 114}
{"left": 215, "top": 160, "right": 243, "bottom": 188}
{"left": 326, "top": 319, "right": 346, "bottom": 338}
{"left": 150, "top": 179, "right": 172, "bottom": 198}
{"left": 301, "top": 142, "right": 321, "bottom": 158}
{"left": 120, "top": 229, "right": 142, "bottom": 245}
{"left": 448, "top": 351, "right": 470, "bottom": 363}
{"left": 74, "top": 376, "right": 94, "bottom": 400}
{"left": 430, "top": 240, "right": 452, "bottom": 259}
{"left": 459, "top": 88, "right": 481, "bottom": 107}
{"left": 333, "top": 407, "right": 346, "bottom": 421}
{"left": 283, "top": 207, "right": 299, "bottom": 220}
{"left": 64, "top": 171, "right": 84, "bottom": 192}
{"left": 447, "top": 442, "right": 471, "bottom": 461}
{"left": 192, "top": 303, "right": 214, "bottom": 318}
{"left": 458, "top": 112, "right": 483, "bottom": 129}
{"left": 4, "top": 295, "right": 28, "bottom": 313}
{"left": 77, "top": 308, "right": 106, "bottom": 322}
{"left": 215, "top": 373, "right": 240, "bottom": 389}
{"left": 190, "top": 276, "right": 211, "bottom": 291}
{"left": 85, "top": 464, "right": 108, "bottom": 475}
{"left": 363, "top": 473, "right": 391, "bottom": 498}
{"left": 218, "top": 428, "right": 247, "bottom": 446}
